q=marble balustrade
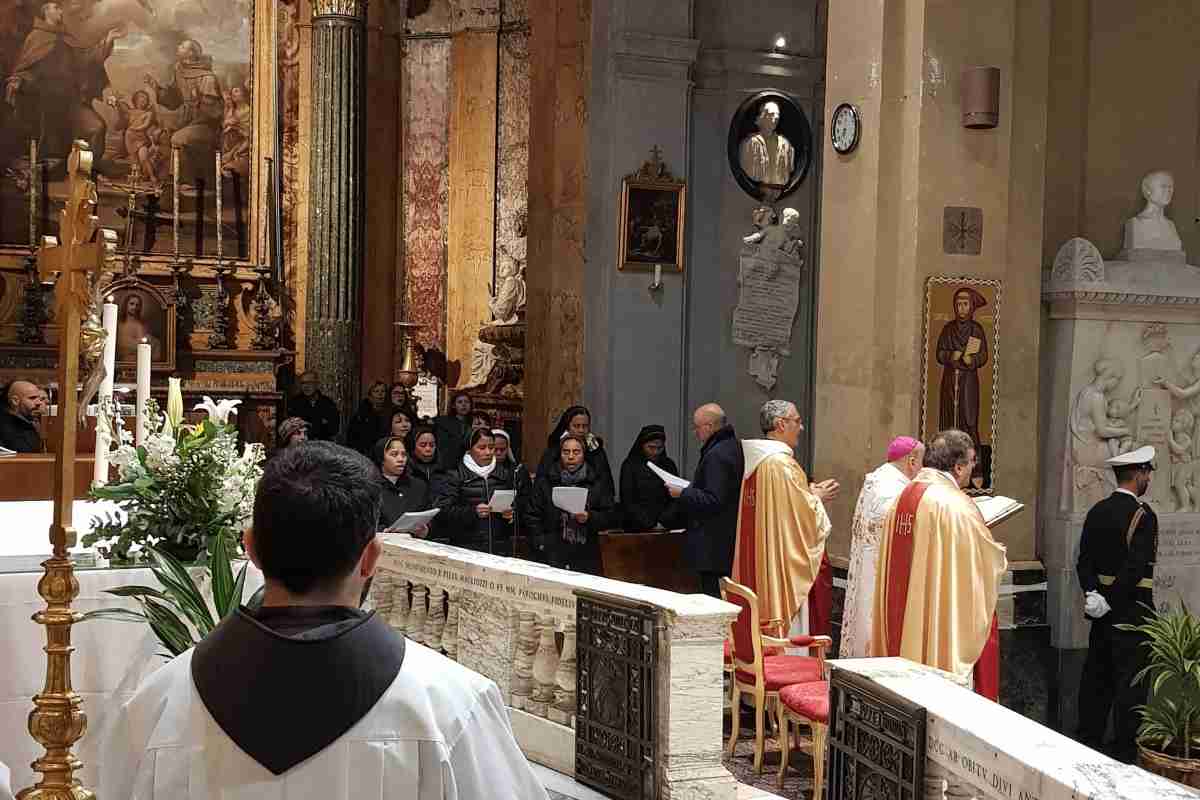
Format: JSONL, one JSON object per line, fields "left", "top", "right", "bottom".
{"left": 370, "top": 535, "right": 740, "bottom": 800}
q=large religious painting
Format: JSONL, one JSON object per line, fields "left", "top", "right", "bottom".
{"left": 920, "top": 276, "right": 1001, "bottom": 493}
{"left": 0, "top": 0, "right": 271, "bottom": 263}
{"left": 103, "top": 276, "right": 176, "bottom": 371}
{"left": 617, "top": 148, "right": 686, "bottom": 272}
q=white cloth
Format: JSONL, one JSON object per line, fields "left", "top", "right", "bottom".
{"left": 1084, "top": 590, "right": 1112, "bottom": 619}
{"left": 840, "top": 462, "right": 910, "bottom": 658}
{"left": 461, "top": 452, "right": 496, "bottom": 480}
{"left": 99, "top": 640, "right": 549, "bottom": 800}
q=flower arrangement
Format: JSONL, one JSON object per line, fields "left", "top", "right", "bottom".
{"left": 83, "top": 378, "right": 264, "bottom": 564}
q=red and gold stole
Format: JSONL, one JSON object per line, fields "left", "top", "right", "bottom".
{"left": 881, "top": 480, "right": 929, "bottom": 656}
{"left": 736, "top": 471, "right": 759, "bottom": 588}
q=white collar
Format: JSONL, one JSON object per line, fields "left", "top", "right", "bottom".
{"left": 1115, "top": 488, "right": 1139, "bottom": 499}
{"left": 878, "top": 462, "right": 909, "bottom": 482}
{"left": 462, "top": 453, "right": 497, "bottom": 479}
{"left": 741, "top": 438, "right": 794, "bottom": 478}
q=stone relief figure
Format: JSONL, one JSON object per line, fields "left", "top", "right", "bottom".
{"left": 1155, "top": 348, "right": 1200, "bottom": 408}
{"left": 489, "top": 212, "right": 527, "bottom": 325}
{"left": 743, "top": 207, "right": 804, "bottom": 262}
{"left": 738, "top": 100, "right": 794, "bottom": 187}
{"left": 1120, "top": 170, "right": 1185, "bottom": 260}
{"left": 1104, "top": 388, "right": 1142, "bottom": 457}
{"left": 1169, "top": 409, "right": 1196, "bottom": 512}
{"left": 741, "top": 206, "right": 776, "bottom": 246}
{"left": 1065, "top": 358, "right": 1130, "bottom": 511}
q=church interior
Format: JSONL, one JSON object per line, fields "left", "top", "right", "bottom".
{"left": 1, "top": 0, "right": 1200, "bottom": 797}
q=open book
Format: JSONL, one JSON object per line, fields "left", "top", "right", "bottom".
{"left": 974, "top": 495, "right": 1024, "bottom": 528}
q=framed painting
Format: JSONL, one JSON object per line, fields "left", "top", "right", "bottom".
{"left": 103, "top": 276, "right": 177, "bottom": 372}
{"left": 0, "top": 0, "right": 276, "bottom": 264}
{"left": 617, "top": 148, "right": 686, "bottom": 272}
{"left": 920, "top": 276, "right": 1002, "bottom": 494}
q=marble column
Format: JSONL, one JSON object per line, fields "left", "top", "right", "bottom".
{"left": 306, "top": 0, "right": 369, "bottom": 418}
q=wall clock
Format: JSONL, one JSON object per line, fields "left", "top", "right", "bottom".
{"left": 831, "top": 103, "right": 861, "bottom": 154}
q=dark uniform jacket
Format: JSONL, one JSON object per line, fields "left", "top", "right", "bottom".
{"left": 1077, "top": 490, "right": 1158, "bottom": 626}
{"left": 409, "top": 458, "right": 445, "bottom": 498}
{"left": 620, "top": 447, "right": 683, "bottom": 531}
{"left": 677, "top": 425, "right": 743, "bottom": 574}
{"left": 287, "top": 392, "right": 340, "bottom": 441}
{"left": 0, "top": 410, "right": 42, "bottom": 453}
{"left": 435, "top": 460, "right": 516, "bottom": 553}
{"left": 527, "top": 461, "right": 618, "bottom": 572}
{"left": 377, "top": 473, "right": 432, "bottom": 531}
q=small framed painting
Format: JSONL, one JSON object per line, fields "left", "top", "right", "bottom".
{"left": 920, "top": 276, "right": 1002, "bottom": 493}
{"left": 617, "top": 148, "right": 686, "bottom": 272}
{"left": 103, "top": 276, "right": 177, "bottom": 373}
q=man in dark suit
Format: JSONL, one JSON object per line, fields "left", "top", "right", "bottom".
{"left": 669, "top": 403, "right": 744, "bottom": 598}
{"left": 1076, "top": 445, "right": 1158, "bottom": 763}
{"left": 0, "top": 380, "right": 45, "bottom": 453}
{"left": 287, "top": 371, "right": 340, "bottom": 442}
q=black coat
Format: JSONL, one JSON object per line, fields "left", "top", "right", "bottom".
{"left": 433, "top": 415, "right": 471, "bottom": 471}
{"left": 528, "top": 461, "right": 618, "bottom": 574}
{"left": 677, "top": 425, "right": 743, "bottom": 574}
{"left": 434, "top": 460, "right": 516, "bottom": 553}
{"left": 1078, "top": 491, "right": 1158, "bottom": 626}
{"left": 620, "top": 451, "right": 683, "bottom": 531}
{"left": 347, "top": 403, "right": 392, "bottom": 455}
{"left": 409, "top": 458, "right": 445, "bottom": 497}
{"left": 0, "top": 411, "right": 42, "bottom": 453}
{"left": 377, "top": 473, "right": 433, "bottom": 531}
{"left": 287, "top": 392, "right": 340, "bottom": 441}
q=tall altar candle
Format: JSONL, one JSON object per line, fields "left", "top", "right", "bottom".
{"left": 94, "top": 298, "right": 118, "bottom": 485}
{"left": 135, "top": 339, "right": 151, "bottom": 446}
{"left": 28, "top": 139, "right": 37, "bottom": 246}
{"left": 215, "top": 150, "right": 223, "bottom": 262}
{"left": 172, "top": 148, "right": 181, "bottom": 260}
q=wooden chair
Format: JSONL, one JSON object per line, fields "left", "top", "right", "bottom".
{"left": 720, "top": 577, "right": 832, "bottom": 774}
{"left": 777, "top": 679, "right": 830, "bottom": 799}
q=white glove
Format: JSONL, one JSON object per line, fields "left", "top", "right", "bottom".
{"left": 1084, "top": 590, "right": 1111, "bottom": 619}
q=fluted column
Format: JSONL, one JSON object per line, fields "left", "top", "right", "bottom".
{"left": 306, "top": 0, "right": 368, "bottom": 418}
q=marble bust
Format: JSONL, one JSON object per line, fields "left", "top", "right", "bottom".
{"left": 739, "top": 101, "right": 795, "bottom": 187}
{"left": 1119, "top": 169, "right": 1186, "bottom": 262}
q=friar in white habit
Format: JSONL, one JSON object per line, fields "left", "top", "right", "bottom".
{"left": 839, "top": 436, "right": 924, "bottom": 658}
{"left": 101, "top": 441, "right": 548, "bottom": 800}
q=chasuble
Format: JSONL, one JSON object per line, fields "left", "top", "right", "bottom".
{"left": 731, "top": 439, "right": 830, "bottom": 627}
{"left": 870, "top": 468, "right": 1007, "bottom": 683}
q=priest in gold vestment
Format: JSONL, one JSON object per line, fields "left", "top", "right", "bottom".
{"left": 871, "top": 429, "right": 1007, "bottom": 697}
{"left": 732, "top": 400, "right": 836, "bottom": 631}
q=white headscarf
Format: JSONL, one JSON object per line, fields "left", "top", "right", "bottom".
{"left": 492, "top": 428, "right": 516, "bottom": 464}
{"left": 462, "top": 451, "right": 497, "bottom": 479}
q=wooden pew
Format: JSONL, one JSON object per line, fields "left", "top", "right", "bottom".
{"left": 0, "top": 455, "right": 98, "bottom": 502}
{"left": 599, "top": 529, "right": 700, "bottom": 594}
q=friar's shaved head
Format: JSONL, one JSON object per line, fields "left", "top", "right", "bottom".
{"left": 7, "top": 380, "right": 44, "bottom": 418}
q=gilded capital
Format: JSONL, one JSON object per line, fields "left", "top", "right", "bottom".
{"left": 311, "top": 0, "right": 367, "bottom": 19}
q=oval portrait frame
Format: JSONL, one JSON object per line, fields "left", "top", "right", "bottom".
{"left": 726, "top": 90, "right": 813, "bottom": 202}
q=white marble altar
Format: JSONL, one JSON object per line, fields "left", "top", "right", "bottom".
{"left": 373, "top": 535, "right": 741, "bottom": 800}
{"left": 835, "top": 658, "right": 1200, "bottom": 800}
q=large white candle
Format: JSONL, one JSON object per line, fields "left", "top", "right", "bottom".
{"left": 135, "top": 339, "right": 151, "bottom": 446}
{"left": 94, "top": 298, "right": 118, "bottom": 484}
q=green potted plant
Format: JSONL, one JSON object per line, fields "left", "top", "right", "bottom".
{"left": 1119, "top": 604, "right": 1200, "bottom": 788}
{"left": 83, "top": 378, "right": 264, "bottom": 564}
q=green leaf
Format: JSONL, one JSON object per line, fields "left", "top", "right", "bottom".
{"left": 209, "top": 533, "right": 235, "bottom": 619}
{"left": 141, "top": 597, "right": 196, "bottom": 657}
{"left": 80, "top": 607, "right": 148, "bottom": 624}
{"left": 147, "top": 545, "right": 215, "bottom": 634}
{"left": 104, "top": 585, "right": 169, "bottom": 600}
{"left": 226, "top": 561, "right": 249, "bottom": 619}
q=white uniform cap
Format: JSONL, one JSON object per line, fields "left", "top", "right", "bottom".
{"left": 1106, "top": 445, "right": 1156, "bottom": 467}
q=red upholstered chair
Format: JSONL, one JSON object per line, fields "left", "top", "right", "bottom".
{"left": 777, "top": 680, "right": 830, "bottom": 799}
{"left": 720, "top": 577, "right": 832, "bottom": 774}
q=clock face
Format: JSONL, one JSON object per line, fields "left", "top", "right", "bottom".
{"left": 831, "top": 103, "right": 860, "bottom": 154}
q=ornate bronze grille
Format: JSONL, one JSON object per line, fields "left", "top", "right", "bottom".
{"left": 827, "top": 667, "right": 927, "bottom": 800}
{"left": 574, "top": 590, "right": 658, "bottom": 800}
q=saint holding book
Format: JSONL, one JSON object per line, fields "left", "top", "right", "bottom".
{"left": 936, "top": 287, "right": 990, "bottom": 453}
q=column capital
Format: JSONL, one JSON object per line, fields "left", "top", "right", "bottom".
{"left": 311, "top": 0, "right": 368, "bottom": 20}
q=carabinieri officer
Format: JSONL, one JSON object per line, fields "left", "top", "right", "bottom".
{"left": 1076, "top": 445, "right": 1158, "bottom": 763}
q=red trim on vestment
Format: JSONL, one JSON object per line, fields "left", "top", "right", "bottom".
{"left": 882, "top": 481, "right": 929, "bottom": 656}
{"left": 972, "top": 613, "right": 1000, "bottom": 701}
{"left": 737, "top": 471, "right": 758, "bottom": 588}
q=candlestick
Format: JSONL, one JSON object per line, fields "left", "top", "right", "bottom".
{"left": 135, "top": 339, "right": 151, "bottom": 446}
{"left": 172, "top": 148, "right": 180, "bottom": 261}
{"left": 94, "top": 299, "right": 118, "bottom": 485}
{"left": 215, "top": 150, "right": 223, "bottom": 262}
{"left": 28, "top": 139, "right": 37, "bottom": 248}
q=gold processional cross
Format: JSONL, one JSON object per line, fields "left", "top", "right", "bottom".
{"left": 20, "top": 141, "right": 117, "bottom": 800}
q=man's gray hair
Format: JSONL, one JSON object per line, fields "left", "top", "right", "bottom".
{"left": 924, "top": 429, "right": 974, "bottom": 472}
{"left": 759, "top": 399, "right": 794, "bottom": 434}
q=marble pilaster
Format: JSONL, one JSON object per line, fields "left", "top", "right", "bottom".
{"left": 305, "top": 0, "right": 368, "bottom": 417}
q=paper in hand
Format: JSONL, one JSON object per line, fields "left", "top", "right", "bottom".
{"left": 552, "top": 486, "right": 589, "bottom": 515}
{"left": 489, "top": 489, "right": 516, "bottom": 513}
{"left": 0, "top": 445, "right": 15, "bottom": 457}
{"left": 646, "top": 460, "right": 690, "bottom": 490}
{"left": 383, "top": 507, "right": 439, "bottom": 533}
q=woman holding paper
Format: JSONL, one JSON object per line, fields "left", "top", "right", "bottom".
{"left": 435, "top": 428, "right": 516, "bottom": 553}
{"left": 372, "top": 436, "right": 433, "bottom": 534}
{"left": 537, "top": 405, "right": 614, "bottom": 489}
{"left": 619, "top": 424, "right": 684, "bottom": 531}
{"left": 528, "top": 433, "right": 618, "bottom": 574}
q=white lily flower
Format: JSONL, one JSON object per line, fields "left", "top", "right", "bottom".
{"left": 193, "top": 396, "right": 242, "bottom": 425}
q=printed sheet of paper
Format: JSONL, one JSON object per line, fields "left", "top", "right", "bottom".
{"left": 383, "top": 508, "right": 440, "bottom": 533}
{"left": 488, "top": 490, "right": 516, "bottom": 513}
{"left": 647, "top": 461, "right": 690, "bottom": 490}
{"left": 732, "top": 251, "right": 802, "bottom": 352}
{"left": 552, "top": 487, "right": 589, "bottom": 515}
